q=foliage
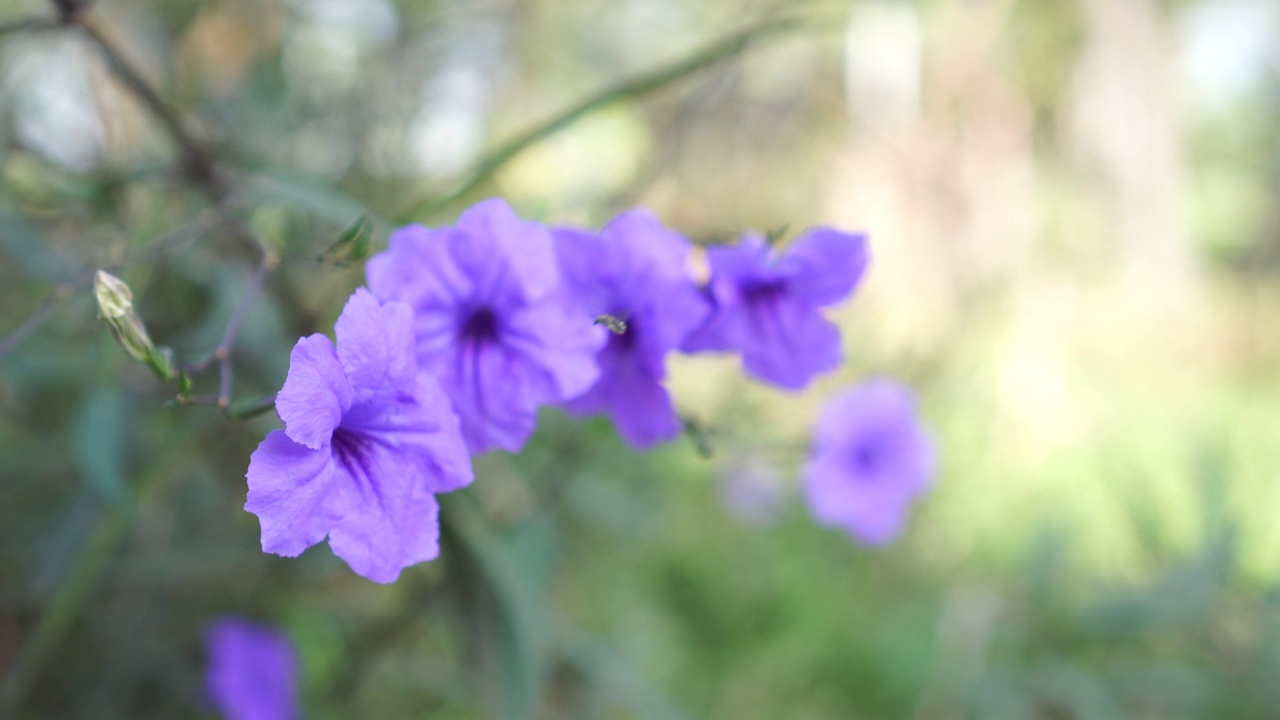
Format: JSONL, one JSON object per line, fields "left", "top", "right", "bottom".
{"left": 3, "top": 0, "right": 1280, "bottom": 718}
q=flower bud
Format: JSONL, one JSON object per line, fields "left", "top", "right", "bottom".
{"left": 94, "top": 270, "right": 174, "bottom": 380}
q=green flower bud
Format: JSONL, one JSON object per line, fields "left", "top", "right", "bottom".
{"left": 94, "top": 270, "right": 174, "bottom": 380}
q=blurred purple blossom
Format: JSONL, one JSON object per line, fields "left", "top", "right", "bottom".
{"left": 204, "top": 617, "right": 298, "bottom": 720}
{"left": 245, "top": 289, "right": 472, "bottom": 583}
{"left": 553, "top": 210, "right": 709, "bottom": 448}
{"left": 719, "top": 454, "right": 786, "bottom": 525}
{"left": 803, "top": 379, "right": 933, "bottom": 545}
{"left": 367, "top": 198, "right": 604, "bottom": 453}
{"left": 683, "top": 228, "right": 869, "bottom": 390}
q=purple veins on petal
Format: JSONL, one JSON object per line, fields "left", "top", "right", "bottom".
{"left": 553, "top": 209, "right": 709, "bottom": 449}
{"left": 682, "top": 227, "right": 869, "bottom": 391}
{"left": 802, "top": 379, "right": 934, "bottom": 546}
{"left": 367, "top": 198, "right": 605, "bottom": 454}
{"left": 204, "top": 617, "right": 299, "bottom": 720}
{"left": 244, "top": 288, "right": 473, "bottom": 583}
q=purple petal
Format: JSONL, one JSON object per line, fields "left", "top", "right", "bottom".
{"left": 244, "top": 430, "right": 341, "bottom": 558}
{"left": 552, "top": 226, "right": 615, "bottom": 315}
{"left": 607, "top": 209, "right": 692, "bottom": 280}
{"left": 503, "top": 299, "right": 605, "bottom": 403}
{"left": 682, "top": 238, "right": 774, "bottom": 353}
{"left": 275, "top": 334, "right": 351, "bottom": 449}
{"left": 680, "top": 286, "right": 730, "bottom": 353}
{"left": 781, "top": 227, "right": 870, "bottom": 306}
{"left": 340, "top": 374, "right": 473, "bottom": 494}
{"left": 554, "top": 209, "right": 697, "bottom": 315}
{"left": 454, "top": 198, "right": 561, "bottom": 303}
{"left": 739, "top": 300, "right": 842, "bottom": 390}
{"left": 803, "top": 462, "right": 912, "bottom": 545}
{"left": 204, "top": 618, "right": 299, "bottom": 720}
{"left": 334, "top": 288, "right": 417, "bottom": 400}
{"left": 326, "top": 434, "right": 444, "bottom": 583}
{"left": 441, "top": 337, "right": 544, "bottom": 453}
{"left": 367, "top": 224, "right": 471, "bottom": 310}
{"left": 708, "top": 234, "right": 773, "bottom": 282}
{"left": 597, "top": 354, "right": 682, "bottom": 449}
{"left": 818, "top": 382, "right": 935, "bottom": 493}
{"left": 637, "top": 281, "right": 711, "bottom": 357}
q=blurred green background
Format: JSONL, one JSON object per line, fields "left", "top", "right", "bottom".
{"left": 3, "top": 0, "right": 1280, "bottom": 717}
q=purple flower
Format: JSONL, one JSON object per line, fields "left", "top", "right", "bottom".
{"left": 367, "top": 198, "right": 604, "bottom": 453}
{"left": 553, "top": 210, "right": 709, "bottom": 448}
{"left": 204, "top": 617, "right": 299, "bottom": 720}
{"left": 683, "top": 228, "right": 869, "bottom": 390}
{"left": 719, "top": 454, "right": 785, "bottom": 526}
{"left": 803, "top": 380, "right": 934, "bottom": 545}
{"left": 245, "top": 288, "right": 472, "bottom": 583}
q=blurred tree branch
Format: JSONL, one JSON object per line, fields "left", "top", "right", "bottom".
{"left": 396, "top": 15, "right": 805, "bottom": 223}
{"left": 0, "top": 2, "right": 278, "bottom": 413}
{"left": 76, "top": 19, "right": 223, "bottom": 193}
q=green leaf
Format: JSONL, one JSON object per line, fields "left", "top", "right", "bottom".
{"left": 320, "top": 215, "right": 373, "bottom": 266}
{"left": 72, "top": 389, "right": 132, "bottom": 508}
{"left": 443, "top": 493, "right": 556, "bottom": 720}
{"left": 227, "top": 393, "right": 278, "bottom": 420}
{"left": 244, "top": 171, "right": 383, "bottom": 226}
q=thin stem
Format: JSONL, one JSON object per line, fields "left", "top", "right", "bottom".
{"left": 395, "top": 16, "right": 804, "bottom": 223}
{"left": 183, "top": 251, "right": 277, "bottom": 408}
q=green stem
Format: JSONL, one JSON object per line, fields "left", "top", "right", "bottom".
{"left": 395, "top": 16, "right": 804, "bottom": 223}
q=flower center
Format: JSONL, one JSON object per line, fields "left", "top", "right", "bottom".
{"left": 331, "top": 428, "right": 376, "bottom": 480}
{"left": 461, "top": 307, "right": 500, "bottom": 344}
{"left": 853, "top": 444, "right": 880, "bottom": 472}
{"left": 741, "top": 279, "right": 786, "bottom": 305}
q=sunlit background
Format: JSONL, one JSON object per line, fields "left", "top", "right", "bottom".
{"left": 3, "top": 0, "right": 1280, "bottom": 717}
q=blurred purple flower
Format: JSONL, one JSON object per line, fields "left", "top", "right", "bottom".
{"left": 367, "top": 198, "right": 604, "bottom": 453}
{"left": 553, "top": 210, "right": 709, "bottom": 448}
{"left": 803, "top": 379, "right": 934, "bottom": 545}
{"left": 683, "top": 228, "right": 869, "bottom": 390}
{"left": 245, "top": 288, "right": 472, "bottom": 583}
{"left": 204, "top": 617, "right": 298, "bottom": 720}
{"left": 719, "top": 454, "right": 785, "bottom": 525}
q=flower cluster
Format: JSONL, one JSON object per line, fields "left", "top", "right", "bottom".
{"left": 243, "top": 197, "right": 906, "bottom": 582}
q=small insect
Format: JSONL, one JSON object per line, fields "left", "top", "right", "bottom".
{"left": 593, "top": 314, "right": 628, "bottom": 335}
